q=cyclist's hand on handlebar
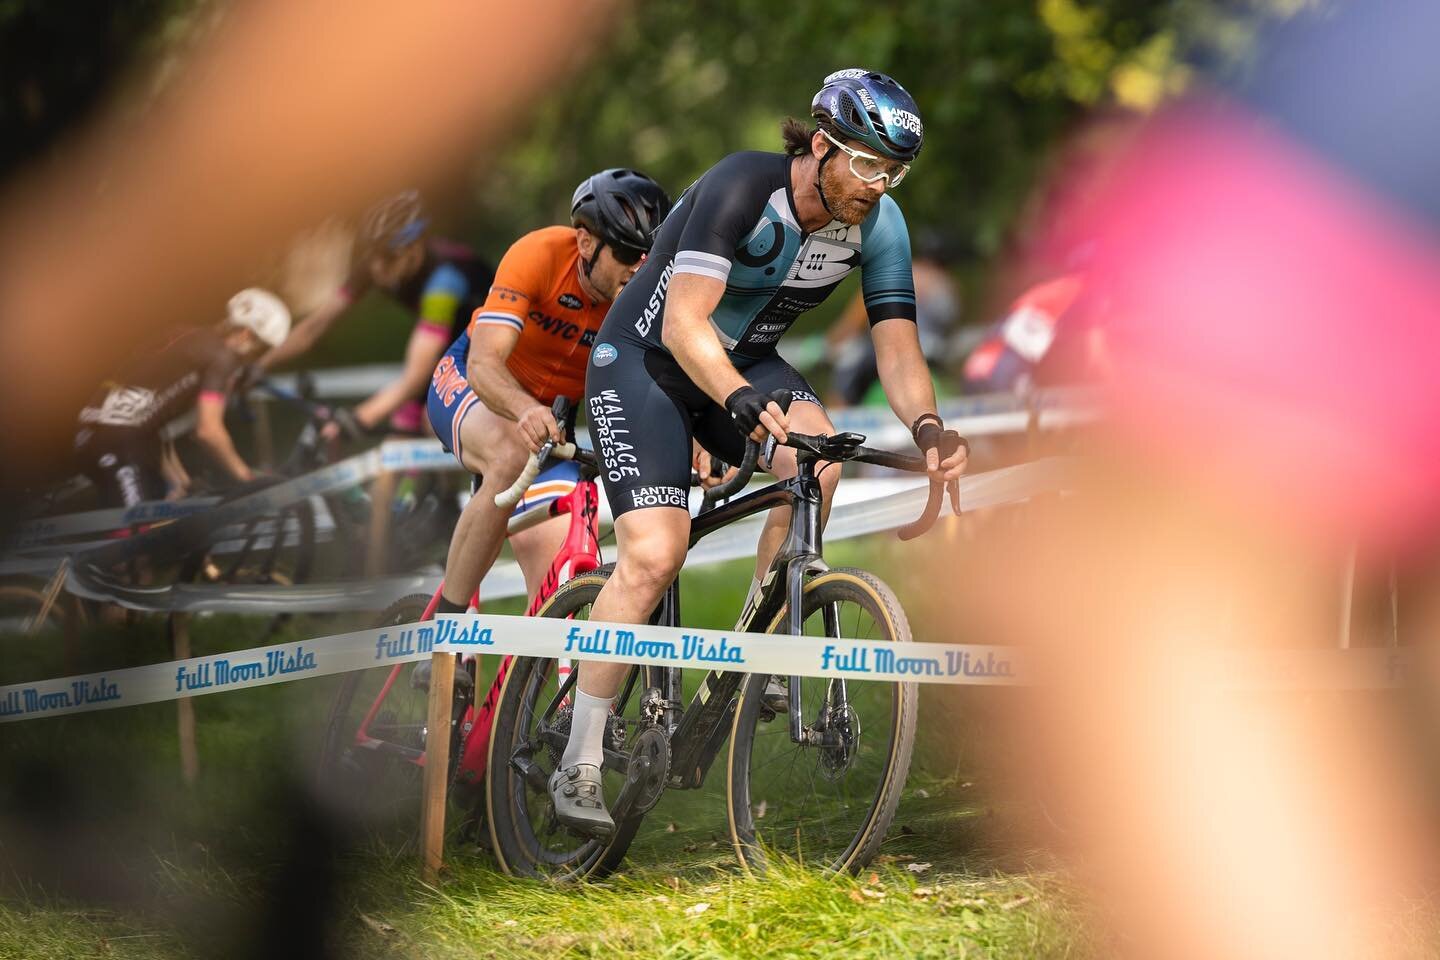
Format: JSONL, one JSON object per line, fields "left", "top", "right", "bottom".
{"left": 693, "top": 446, "right": 737, "bottom": 489}
{"left": 320, "top": 407, "right": 366, "bottom": 444}
{"left": 913, "top": 414, "right": 969, "bottom": 513}
{"left": 725, "top": 385, "right": 789, "bottom": 445}
{"left": 516, "top": 403, "right": 563, "bottom": 453}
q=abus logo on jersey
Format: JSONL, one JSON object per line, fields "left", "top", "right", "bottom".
{"left": 558, "top": 293, "right": 583, "bottom": 310}
{"left": 631, "top": 485, "right": 687, "bottom": 509}
{"left": 592, "top": 342, "right": 619, "bottom": 367}
{"left": 880, "top": 105, "right": 922, "bottom": 136}
{"left": 635, "top": 262, "right": 674, "bottom": 337}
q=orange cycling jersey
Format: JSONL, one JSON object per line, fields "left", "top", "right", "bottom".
{"left": 468, "top": 225, "right": 607, "bottom": 405}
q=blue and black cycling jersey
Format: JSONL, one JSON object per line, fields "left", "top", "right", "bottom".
{"left": 587, "top": 150, "right": 917, "bottom": 518}
{"left": 614, "top": 150, "right": 916, "bottom": 363}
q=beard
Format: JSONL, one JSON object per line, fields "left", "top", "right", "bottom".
{"left": 818, "top": 159, "right": 880, "bottom": 225}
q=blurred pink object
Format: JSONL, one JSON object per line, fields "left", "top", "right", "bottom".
{"left": 1075, "top": 103, "right": 1440, "bottom": 551}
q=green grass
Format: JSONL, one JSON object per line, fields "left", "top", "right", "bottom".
{"left": 0, "top": 535, "right": 1100, "bottom": 958}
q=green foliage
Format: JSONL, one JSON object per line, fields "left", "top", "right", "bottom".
{"left": 467, "top": 0, "right": 1197, "bottom": 264}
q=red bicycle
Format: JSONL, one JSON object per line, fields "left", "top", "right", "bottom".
{"left": 318, "top": 417, "right": 602, "bottom": 846}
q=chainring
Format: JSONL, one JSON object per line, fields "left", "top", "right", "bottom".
{"left": 626, "top": 726, "right": 670, "bottom": 816}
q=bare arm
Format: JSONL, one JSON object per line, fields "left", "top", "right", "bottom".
{"left": 194, "top": 393, "right": 254, "bottom": 483}
{"left": 659, "top": 273, "right": 787, "bottom": 441}
{"left": 259, "top": 290, "right": 350, "bottom": 370}
{"left": 352, "top": 328, "right": 449, "bottom": 430}
{"left": 466, "top": 324, "right": 560, "bottom": 451}
{"left": 872, "top": 317, "right": 966, "bottom": 481}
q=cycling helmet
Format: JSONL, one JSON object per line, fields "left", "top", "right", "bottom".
{"left": 570, "top": 169, "right": 672, "bottom": 254}
{"left": 811, "top": 68, "right": 924, "bottom": 161}
{"left": 360, "top": 189, "right": 429, "bottom": 253}
{"left": 227, "top": 288, "right": 292, "bottom": 348}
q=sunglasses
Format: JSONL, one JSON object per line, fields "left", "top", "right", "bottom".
{"left": 821, "top": 129, "right": 910, "bottom": 188}
{"left": 608, "top": 242, "right": 646, "bottom": 266}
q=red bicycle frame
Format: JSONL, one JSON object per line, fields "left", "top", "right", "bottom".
{"left": 350, "top": 474, "right": 602, "bottom": 786}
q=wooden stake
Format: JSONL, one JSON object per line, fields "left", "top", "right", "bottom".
{"left": 170, "top": 613, "right": 199, "bottom": 787}
{"left": 420, "top": 651, "right": 455, "bottom": 882}
{"left": 366, "top": 470, "right": 398, "bottom": 577}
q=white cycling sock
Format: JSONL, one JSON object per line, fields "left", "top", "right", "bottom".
{"left": 561, "top": 689, "right": 614, "bottom": 770}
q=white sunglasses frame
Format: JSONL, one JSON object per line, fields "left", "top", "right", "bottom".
{"left": 820, "top": 128, "right": 910, "bottom": 187}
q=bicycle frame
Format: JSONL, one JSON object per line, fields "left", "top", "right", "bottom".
{"left": 655, "top": 453, "right": 831, "bottom": 790}
{"left": 349, "top": 475, "right": 603, "bottom": 786}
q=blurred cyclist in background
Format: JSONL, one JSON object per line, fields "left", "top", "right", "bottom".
{"left": 424, "top": 168, "right": 670, "bottom": 620}
{"left": 73, "top": 289, "right": 291, "bottom": 507}
{"left": 825, "top": 229, "right": 964, "bottom": 407}
{"left": 258, "top": 190, "right": 495, "bottom": 439}
{"left": 959, "top": 269, "right": 1096, "bottom": 395}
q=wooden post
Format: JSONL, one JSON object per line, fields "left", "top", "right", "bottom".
{"left": 420, "top": 650, "right": 455, "bottom": 882}
{"left": 170, "top": 613, "right": 200, "bottom": 787}
{"left": 366, "top": 470, "right": 399, "bottom": 577}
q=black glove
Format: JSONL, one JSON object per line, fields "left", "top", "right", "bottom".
{"left": 912, "top": 414, "right": 967, "bottom": 462}
{"left": 725, "top": 385, "right": 771, "bottom": 436}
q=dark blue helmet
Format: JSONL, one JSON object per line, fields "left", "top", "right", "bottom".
{"left": 811, "top": 69, "right": 923, "bottom": 162}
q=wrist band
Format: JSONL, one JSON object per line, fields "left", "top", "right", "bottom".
{"left": 910, "top": 413, "right": 943, "bottom": 440}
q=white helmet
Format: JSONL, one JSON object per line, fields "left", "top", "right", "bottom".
{"left": 227, "top": 288, "right": 291, "bottom": 348}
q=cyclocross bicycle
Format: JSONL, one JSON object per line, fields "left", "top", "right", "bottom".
{"left": 318, "top": 399, "right": 602, "bottom": 843}
{"left": 485, "top": 391, "right": 955, "bottom": 879}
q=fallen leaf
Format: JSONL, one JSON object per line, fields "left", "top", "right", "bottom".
{"left": 960, "top": 782, "right": 973, "bottom": 789}
{"left": 914, "top": 788, "right": 930, "bottom": 799}
{"left": 755, "top": 800, "right": 768, "bottom": 819}
{"left": 904, "top": 862, "right": 932, "bottom": 874}
{"left": 848, "top": 889, "right": 866, "bottom": 904}
{"left": 1000, "top": 896, "right": 1033, "bottom": 911}
{"left": 868, "top": 873, "right": 880, "bottom": 886}
{"left": 665, "top": 822, "right": 677, "bottom": 833}
{"left": 912, "top": 887, "right": 935, "bottom": 899}
{"left": 875, "top": 853, "right": 916, "bottom": 864}
{"left": 682, "top": 843, "right": 698, "bottom": 853}
{"left": 861, "top": 888, "right": 887, "bottom": 900}
{"left": 502, "top": 919, "right": 518, "bottom": 927}
{"left": 685, "top": 902, "right": 711, "bottom": 917}
{"left": 653, "top": 894, "right": 670, "bottom": 904}
{"left": 665, "top": 876, "right": 682, "bottom": 891}
{"left": 357, "top": 912, "right": 396, "bottom": 936}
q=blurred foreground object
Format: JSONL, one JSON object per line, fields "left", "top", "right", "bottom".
{"left": 974, "top": 1, "right": 1440, "bottom": 956}
{"left": 0, "top": 0, "right": 619, "bottom": 492}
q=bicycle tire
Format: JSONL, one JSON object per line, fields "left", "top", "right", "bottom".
{"left": 317, "top": 593, "right": 466, "bottom": 843}
{"left": 486, "top": 566, "right": 652, "bottom": 880}
{"left": 726, "top": 567, "right": 918, "bottom": 875}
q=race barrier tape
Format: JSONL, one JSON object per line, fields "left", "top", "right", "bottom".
{"left": 4, "top": 388, "right": 1098, "bottom": 551}
{"left": 0, "top": 607, "right": 1410, "bottom": 725}
{"left": 58, "top": 458, "right": 1074, "bottom": 613}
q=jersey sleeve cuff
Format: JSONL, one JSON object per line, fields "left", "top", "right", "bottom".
{"left": 472, "top": 311, "right": 525, "bottom": 332}
{"left": 673, "top": 250, "right": 732, "bottom": 283}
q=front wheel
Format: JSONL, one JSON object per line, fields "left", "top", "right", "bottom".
{"left": 317, "top": 594, "right": 470, "bottom": 846}
{"left": 727, "top": 568, "right": 918, "bottom": 874}
{"left": 486, "top": 567, "right": 655, "bottom": 880}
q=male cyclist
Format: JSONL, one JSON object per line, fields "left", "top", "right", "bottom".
{"left": 554, "top": 70, "right": 968, "bottom": 836}
{"left": 260, "top": 191, "right": 495, "bottom": 438}
{"left": 425, "top": 169, "right": 670, "bottom": 621}
{"left": 74, "top": 289, "right": 292, "bottom": 507}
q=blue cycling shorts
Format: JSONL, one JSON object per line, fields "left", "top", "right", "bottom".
{"left": 428, "top": 332, "right": 580, "bottom": 518}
